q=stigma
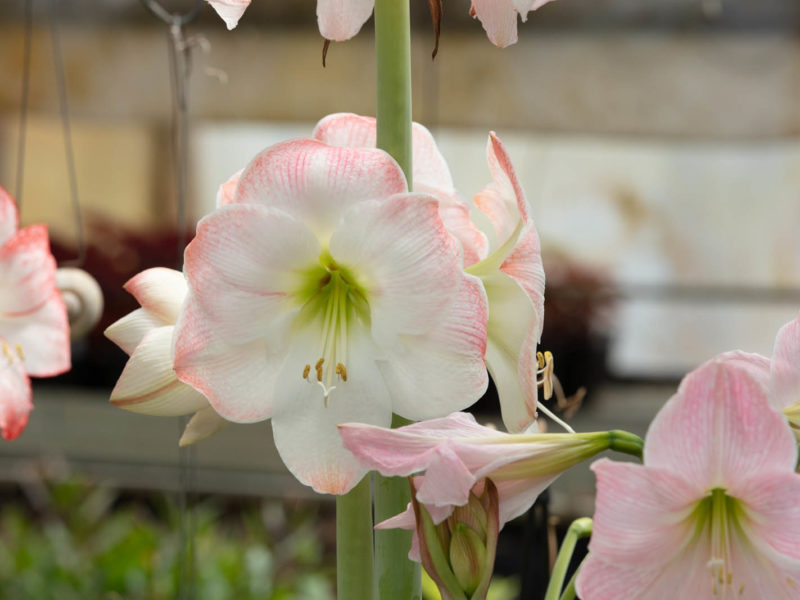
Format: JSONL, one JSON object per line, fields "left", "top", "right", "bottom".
{"left": 301, "top": 357, "right": 349, "bottom": 406}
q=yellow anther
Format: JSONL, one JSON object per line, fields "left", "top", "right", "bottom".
{"left": 15, "top": 344, "right": 24, "bottom": 361}
{"left": 537, "top": 351, "right": 555, "bottom": 401}
{"left": 536, "top": 351, "right": 545, "bottom": 370}
{"left": 2, "top": 342, "right": 11, "bottom": 363}
{"left": 336, "top": 362, "right": 347, "bottom": 382}
{"left": 315, "top": 358, "right": 325, "bottom": 382}
{"left": 302, "top": 364, "right": 311, "bottom": 379}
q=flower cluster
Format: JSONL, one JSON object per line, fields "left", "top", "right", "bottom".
{"left": 205, "top": 0, "right": 555, "bottom": 48}
{"left": 106, "top": 114, "right": 545, "bottom": 496}
{"left": 0, "top": 187, "right": 70, "bottom": 440}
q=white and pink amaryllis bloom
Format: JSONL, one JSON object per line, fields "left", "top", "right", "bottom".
{"left": 577, "top": 353, "right": 800, "bottom": 600}
{"left": 174, "top": 138, "right": 489, "bottom": 495}
{"left": 0, "top": 186, "right": 70, "bottom": 440}
{"left": 105, "top": 268, "right": 228, "bottom": 447}
{"left": 314, "top": 113, "right": 545, "bottom": 434}
{"left": 204, "top": 0, "right": 556, "bottom": 47}
{"left": 339, "top": 411, "right": 617, "bottom": 558}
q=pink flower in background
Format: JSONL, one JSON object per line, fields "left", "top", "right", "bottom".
{"left": 174, "top": 138, "right": 488, "bottom": 495}
{"left": 340, "top": 412, "right": 616, "bottom": 557}
{"left": 314, "top": 114, "right": 545, "bottom": 433}
{"left": 577, "top": 354, "right": 800, "bottom": 599}
{"left": 0, "top": 186, "right": 70, "bottom": 440}
{"left": 105, "top": 268, "right": 228, "bottom": 446}
{"left": 768, "top": 313, "right": 800, "bottom": 435}
{"left": 206, "top": 0, "right": 555, "bottom": 47}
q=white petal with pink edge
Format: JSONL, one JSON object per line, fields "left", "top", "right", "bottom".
{"left": 235, "top": 139, "right": 407, "bottom": 245}
{"left": 206, "top": 0, "right": 251, "bottom": 30}
{"left": 111, "top": 326, "right": 208, "bottom": 416}
{"left": 470, "top": 0, "right": 519, "bottom": 48}
{"left": 271, "top": 328, "right": 392, "bottom": 495}
{"left": 316, "top": 0, "right": 375, "bottom": 41}
{"left": 105, "top": 307, "right": 165, "bottom": 356}
{"left": 0, "top": 224, "right": 56, "bottom": 315}
{"left": 215, "top": 169, "right": 242, "bottom": 208}
{"left": 124, "top": 267, "right": 186, "bottom": 324}
{"left": 644, "top": 352, "right": 797, "bottom": 491}
{"left": 179, "top": 405, "right": 229, "bottom": 447}
{"left": 2, "top": 292, "right": 70, "bottom": 377}
{"left": 0, "top": 349, "right": 31, "bottom": 440}
{"left": 0, "top": 187, "right": 19, "bottom": 246}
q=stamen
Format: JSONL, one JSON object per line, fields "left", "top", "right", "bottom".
{"left": 315, "top": 358, "right": 325, "bottom": 382}
{"left": 536, "top": 350, "right": 555, "bottom": 401}
{"left": 2, "top": 342, "right": 12, "bottom": 364}
{"left": 336, "top": 362, "right": 347, "bottom": 382}
{"left": 302, "top": 364, "right": 311, "bottom": 379}
{"left": 15, "top": 344, "right": 24, "bottom": 361}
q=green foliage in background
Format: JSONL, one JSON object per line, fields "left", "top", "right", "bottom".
{"left": 0, "top": 475, "right": 334, "bottom": 600}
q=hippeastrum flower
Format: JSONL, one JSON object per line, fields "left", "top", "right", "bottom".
{"left": 314, "top": 114, "right": 546, "bottom": 433}
{"left": 0, "top": 186, "right": 70, "bottom": 440}
{"left": 466, "top": 134, "right": 545, "bottom": 433}
{"left": 105, "top": 268, "right": 227, "bottom": 446}
{"left": 577, "top": 354, "right": 800, "bottom": 599}
{"left": 339, "top": 412, "right": 632, "bottom": 556}
{"left": 768, "top": 313, "right": 800, "bottom": 437}
{"left": 174, "top": 138, "right": 489, "bottom": 494}
{"left": 205, "top": 0, "right": 554, "bottom": 49}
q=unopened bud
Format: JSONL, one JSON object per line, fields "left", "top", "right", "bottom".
{"left": 449, "top": 523, "right": 487, "bottom": 596}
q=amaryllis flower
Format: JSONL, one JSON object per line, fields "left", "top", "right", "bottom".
{"left": 205, "top": 0, "right": 554, "bottom": 48}
{"left": 174, "top": 138, "right": 489, "bottom": 494}
{"left": 105, "top": 268, "right": 227, "bottom": 446}
{"left": 577, "top": 352, "right": 800, "bottom": 599}
{"left": 768, "top": 313, "right": 800, "bottom": 436}
{"left": 313, "top": 113, "right": 545, "bottom": 433}
{"left": 339, "top": 411, "right": 627, "bottom": 555}
{"left": 0, "top": 186, "right": 70, "bottom": 439}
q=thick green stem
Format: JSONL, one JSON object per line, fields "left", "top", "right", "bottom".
{"left": 375, "top": 416, "right": 421, "bottom": 600}
{"left": 337, "top": 476, "right": 375, "bottom": 600}
{"left": 608, "top": 429, "right": 644, "bottom": 461}
{"left": 544, "top": 518, "right": 593, "bottom": 600}
{"left": 375, "top": 0, "right": 413, "bottom": 187}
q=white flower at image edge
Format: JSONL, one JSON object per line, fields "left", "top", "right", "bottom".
{"left": 174, "top": 138, "right": 489, "bottom": 495}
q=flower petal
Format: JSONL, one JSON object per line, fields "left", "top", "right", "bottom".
{"left": 206, "top": 0, "right": 251, "bottom": 30}
{"left": 1, "top": 292, "right": 70, "bottom": 377}
{"left": 271, "top": 328, "right": 392, "bottom": 495}
{"left": 215, "top": 169, "right": 242, "bottom": 208}
{"left": 316, "top": 0, "right": 375, "bottom": 42}
{"left": 0, "top": 352, "right": 31, "bottom": 440}
{"left": 0, "top": 186, "right": 19, "bottom": 245}
{"left": 500, "top": 224, "right": 545, "bottom": 337}
{"left": 183, "top": 203, "right": 318, "bottom": 343}
{"left": 105, "top": 307, "right": 164, "bottom": 356}
{"left": 174, "top": 292, "right": 287, "bottom": 423}
{"left": 0, "top": 224, "right": 56, "bottom": 315}
{"left": 111, "top": 326, "right": 208, "bottom": 416}
{"left": 124, "top": 268, "right": 186, "bottom": 325}
{"left": 644, "top": 352, "right": 797, "bottom": 491}
{"left": 179, "top": 405, "right": 229, "bottom": 446}
{"left": 482, "top": 271, "right": 539, "bottom": 432}
{"left": 770, "top": 313, "right": 800, "bottom": 412}
{"left": 470, "top": 0, "right": 519, "bottom": 49}
{"left": 235, "top": 139, "right": 406, "bottom": 245}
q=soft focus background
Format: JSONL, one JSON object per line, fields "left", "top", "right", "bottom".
{"left": 1, "top": 0, "right": 799, "bottom": 598}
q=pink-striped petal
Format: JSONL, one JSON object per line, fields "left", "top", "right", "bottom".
{"left": 316, "top": 0, "right": 375, "bottom": 42}
{"left": 770, "top": 313, "right": 800, "bottom": 412}
{"left": 215, "top": 169, "right": 241, "bottom": 208}
{"left": 110, "top": 327, "right": 208, "bottom": 416}
{"left": 124, "top": 267, "right": 186, "bottom": 325}
{"left": 206, "top": 0, "right": 251, "bottom": 30}
{"left": 0, "top": 224, "right": 56, "bottom": 315}
{"left": 0, "top": 349, "right": 31, "bottom": 440}
{"left": 644, "top": 352, "right": 797, "bottom": 493}
{"left": 0, "top": 187, "right": 19, "bottom": 246}
{"left": 234, "top": 140, "right": 406, "bottom": 245}
{"left": 500, "top": 224, "right": 545, "bottom": 336}
{"left": 271, "top": 328, "right": 391, "bottom": 495}
{"left": 179, "top": 405, "right": 228, "bottom": 446}
{"left": 2, "top": 292, "right": 70, "bottom": 377}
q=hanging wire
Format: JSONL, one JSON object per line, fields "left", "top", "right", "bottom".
{"left": 139, "top": 2, "right": 203, "bottom": 598}
{"left": 14, "top": 0, "right": 33, "bottom": 206}
{"left": 48, "top": 0, "right": 85, "bottom": 267}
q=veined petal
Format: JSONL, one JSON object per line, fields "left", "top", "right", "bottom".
{"left": 105, "top": 307, "right": 164, "bottom": 356}
{"left": 174, "top": 293, "right": 287, "bottom": 423}
{"left": 482, "top": 271, "right": 539, "bottom": 432}
{"left": 179, "top": 405, "right": 229, "bottom": 446}
{"left": 0, "top": 186, "right": 19, "bottom": 245}
{"left": 124, "top": 268, "right": 186, "bottom": 325}
{"left": 271, "top": 327, "right": 392, "bottom": 495}
{"left": 235, "top": 138, "right": 407, "bottom": 245}
{"left": 644, "top": 352, "right": 797, "bottom": 491}
{"left": 1, "top": 292, "right": 70, "bottom": 377}
{"left": 770, "top": 313, "right": 800, "bottom": 412}
{"left": 0, "top": 224, "right": 56, "bottom": 315}
{"left": 215, "top": 169, "right": 241, "bottom": 208}
{"left": 433, "top": 193, "right": 489, "bottom": 267}
{"left": 316, "top": 0, "right": 375, "bottom": 42}
{"left": 377, "top": 274, "right": 488, "bottom": 421}
{"left": 183, "top": 203, "right": 318, "bottom": 343}
{"left": 206, "top": 0, "right": 251, "bottom": 30}
{"left": 111, "top": 327, "right": 208, "bottom": 416}
{"left": 0, "top": 350, "right": 31, "bottom": 440}
{"left": 500, "top": 224, "right": 545, "bottom": 336}
{"left": 470, "top": 0, "right": 519, "bottom": 49}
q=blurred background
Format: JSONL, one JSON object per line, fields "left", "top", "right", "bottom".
{"left": 1, "top": 0, "right": 800, "bottom": 597}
